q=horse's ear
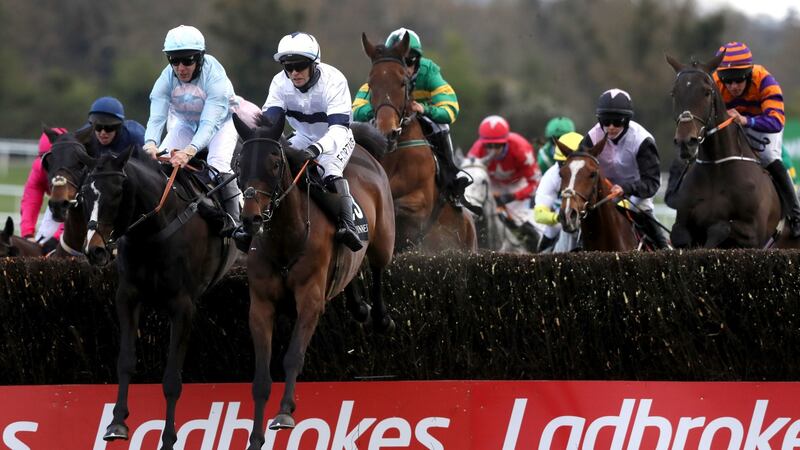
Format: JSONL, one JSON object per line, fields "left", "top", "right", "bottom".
{"left": 554, "top": 137, "right": 575, "bottom": 159}
{"left": 76, "top": 145, "right": 97, "bottom": 168}
{"left": 75, "top": 125, "right": 93, "bottom": 146}
{"left": 112, "top": 145, "right": 135, "bottom": 168}
{"left": 665, "top": 53, "right": 685, "bottom": 74}
{"left": 362, "top": 32, "right": 377, "bottom": 60}
{"left": 42, "top": 124, "right": 61, "bottom": 145}
{"left": 4, "top": 216, "right": 13, "bottom": 236}
{"left": 232, "top": 113, "right": 254, "bottom": 141}
{"left": 589, "top": 134, "right": 608, "bottom": 157}
{"left": 397, "top": 31, "right": 411, "bottom": 58}
{"left": 706, "top": 50, "right": 724, "bottom": 74}
{"left": 41, "top": 151, "right": 52, "bottom": 172}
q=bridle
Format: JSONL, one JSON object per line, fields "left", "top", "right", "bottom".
{"left": 84, "top": 168, "right": 127, "bottom": 248}
{"left": 369, "top": 56, "right": 414, "bottom": 151}
{"left": 240, "top": 137, "right": 310, "bottom": 226}
{"left": 560, "top": 152, "right": 618, "bottom": 220}
{"left": 673, "top": 69, "right": 742, "bottom": 163}
{"left": 46, "top": 142, "right": 91, "bottom": 209}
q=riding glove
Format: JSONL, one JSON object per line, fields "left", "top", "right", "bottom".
{"left": 495, "top": 193, "right": 516, "bottom": 206}
{"left": 300, "top": 144, "right": 321, "bottom": 162}
{"left": 143, "top": 142, "right": 159, "bottom": 159}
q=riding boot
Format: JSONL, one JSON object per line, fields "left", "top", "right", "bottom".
{"left": 216, "top": 173, "right": 250, "bottom": 252}
{"left": 520, "top": 222, "right": 542, "bottom": 252}
{"left": 537, "top": 234, "right": 557, "bottom": 253}
{"left": 766, "top": 160, "right": 800, "bottom": 238}
{"left": 638, "top": 209, "right": 672, "bottom": 249}
{"left": 331, "top": 177, "right": 364, "bottom": 252}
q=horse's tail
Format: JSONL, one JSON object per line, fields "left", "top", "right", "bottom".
{"left": 351, "top": 122, "right": 388, "bottom": 159}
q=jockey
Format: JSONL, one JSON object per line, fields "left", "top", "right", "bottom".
{"left": 142, "top": 25, "right": 243, "bottom": 245}
{"left": 538, "top": 116, "right": 575, "bottom": 173}
{"left": 582, "top": 88, "right": 671, "bottom": 249}
{"left": 534, "top": 131, "right": 583, "bottom": 253}
{"left": 467, "top": 115, "right": 541, "bottom": 249}
{"left": 713, "top": 41, "right": 800, "bottom": 237}
{"left": 76, "top": 96, "right": 145, "bottom": 157}
{"left": 352, "top": 28, "right": 469, "bottom": 205}
{"left": 260, "top": 31, "right": 362, "bottom": 252}
{"left": 19, "top": 128, "right": 68, "bottom": 253}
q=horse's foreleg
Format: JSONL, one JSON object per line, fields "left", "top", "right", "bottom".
{"left": 670, "top": 221, "right": 693, "bottom": 248}
{"left": 369, "top": 266, "right": 395, "bottom": 333}
{"left": 344, "top": 274, "right": 370, "bottom": 323}
{"left": 103, "top": 290, "right": 141, "bottom": 442}
{"left": 271, "top": 286, "right": 325, "bottom": 431}
{"left": 159, "top": 294, "right": 195, "bottom": 450}
{"left": 248, "top": 287, "right": 276, "bottom": 450}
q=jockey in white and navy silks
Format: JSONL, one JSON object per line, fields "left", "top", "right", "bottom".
{"left": 142, "top": 25, "right": 243, "bottom": 243}
{"left": 258, "top": 31, "right": 362, "bottom": 252}
{"left": 581, "top": 88, "right": 670, "bottom": 249}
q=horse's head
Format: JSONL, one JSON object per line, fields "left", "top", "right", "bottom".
{"left": 0, "top": 217, "right": 19, "bottom": 257}
{"left": 460, "top": 155, "right": 493, "bottom": 212}
{"left": 666, "top": 52, "right": 725, "bottom": 160}
{"left": 233, "top": 113, "right": 294, "bottom": 237}
{"left": 558, "top": 135, "right": 608, "bottom": 233}
{"left": 82, "top": 148, "right": 132, "bottom": 267}
{"left": 361, "top": 32, "right": 413, "bottom": 144}
{"left": 42, "top": 129, "right": 95, "bottom": 222}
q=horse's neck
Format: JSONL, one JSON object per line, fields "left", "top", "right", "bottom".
{"left": 268, "top": 184, "right": 311, "bottom": 245}
{"left": 399, "top": 116, "right": 425, "bottom": 142}
{"left": 583, "top": 177, "right": 635, "bottom": 250}
{"left": 10, "top": 236, "right": 41, "bottom": 256}
{"left": 702, "top": 95, "right": 752, "bottom": 160}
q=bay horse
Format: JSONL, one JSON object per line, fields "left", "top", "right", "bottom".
{"left": 460, "top": 156, "right": 529, "bottom": 253}
{"left": 0, "top": 217, "right": 42, "bottom": 257}
{"left": 81, "top": 148, "right": 238, "bottom": 449}
{"left": 557, "top": 136, "right": 642, "bottom": 251}
{"left": 232, "top": 115, "right": 396, "bottom": 449}
{"left": 360, "top": 32, "right": 477, "bottom": 253}
{"left": 666, "top": 53, "right": 792, "bottom": 248}
{"left": 40, "top": 128, "right": 96, "bottom": 258}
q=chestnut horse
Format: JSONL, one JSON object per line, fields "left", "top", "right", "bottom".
{"left": 666, "top": 53, "right": 795, "bottom": 248}
{"left": 360, "top": 32, "right": 477, "bottom": 253}
{"left": 232, "top": 115, "right": 396, "bottom": 449}
{"left": 557, "top": 136, "right": 642, "bottom": 251}
{"left": 82, "top": 148, "right": 238, "bottom": 450}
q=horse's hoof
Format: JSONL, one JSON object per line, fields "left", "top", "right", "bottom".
{"left": 103, "top": 423, "right": 129, "bottom": 441}
{"left": 269, "top": 414, "right": 296, "bottom": 430}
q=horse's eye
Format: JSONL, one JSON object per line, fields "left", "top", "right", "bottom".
{"left": 705, "top": 89, "right": 712, "bottom": 97}
{"left": 590, "top": 172, "right": 598, "bottom": 179}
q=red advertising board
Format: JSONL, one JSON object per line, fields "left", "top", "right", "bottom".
{"left": 1, "top": 381, "right": 800, "bottom": 449}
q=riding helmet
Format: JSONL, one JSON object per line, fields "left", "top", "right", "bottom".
{"left": 274, "top": 32, "right": 321, "bottom": 63}
{"left": 89, "top": 96, "right": 125, "bottom": 126}
{"left": 544, "top": 117, "right": 575, "bottom": 139}
{"left": 386, "top": 28, "right": 423, "bottom": 57}
{"left": 478, "top": 115, "right": 510, "bottom": 144}
{"left": 596, "top": 89, "right": 634, "bottom": 119}
{"left": 716, "top": 41, "right": 754, "bottom": 81}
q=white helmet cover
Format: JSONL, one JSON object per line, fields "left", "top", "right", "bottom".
{"left": 163, "top": 25, "right": 205, "bottom": 53}
{"left": 274, "top": 32, "right": 321, "bottom": 63}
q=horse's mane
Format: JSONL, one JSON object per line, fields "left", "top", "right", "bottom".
{"left": 351, "top": 122, "right": 388, "bottom": 158}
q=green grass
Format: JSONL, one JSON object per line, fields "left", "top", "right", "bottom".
{"left": 0, "top": 159, "right": 36, "bottom": 217}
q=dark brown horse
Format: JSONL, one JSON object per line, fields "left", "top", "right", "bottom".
{"left": 232, "top": 115, "right": 396, "bottom": 449}
{"left": 82, "top": 148, "right": 238, "bottom": 450}
{"left": 40, "top": 128, "right": 94, "bottom": 258}
{"left": 666, "top": 54, "right": 792, "bottom": 248}
{"left": 0, "top": 217, "right": 43, "bottom": 257}
{"left": 557, "top": 136, "right": 642, "bottom": 251}
{"left": 360, "top": 32, "right": 477, "bottom": 253}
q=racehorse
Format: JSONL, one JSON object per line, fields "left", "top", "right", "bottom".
{"left": 82, "top": 148, "right": 238, "bottom": 449}
{"left": 232, "top": 115, "right": 396, "bottom": 449}
{"left": 666, "top": 53, "right": 793, "bottom": 248}
{"left": 557, "top": 136, "right": 641, "bottom": 251}
{"left": 360, "top": 32, "right": 477, "bottom": 253}
{"left": 0, "top": 217, "right": 42, "bottom": 257}
{"left": 40, "top": 128, "right": 96, "bottom": 258}
{"left": 460, "top": 156, "right": 528, "bottom": 252}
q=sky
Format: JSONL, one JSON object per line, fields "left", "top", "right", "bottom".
{"left": 700, "top": 0, "right": 798, "bottom": 21}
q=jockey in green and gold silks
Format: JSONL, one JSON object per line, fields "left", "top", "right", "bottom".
{"left": 352, "top": 28, "right": 469, "bottom": 203}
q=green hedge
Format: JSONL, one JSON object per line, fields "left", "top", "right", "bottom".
{"left": 1, "top": 249, "right": 799, "bottom": 385}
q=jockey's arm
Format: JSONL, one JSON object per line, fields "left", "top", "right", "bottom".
{"left": 351, "top": 83, "right": 374, "bottom": 122}
{"left": 143, "top": 69, "right": 173, "bottom": 147}
{"left": 191, "top": 80, "right": 232, "bottom": 151}
{"left": 620, "top": 138, "right": 661, "bottom": 199}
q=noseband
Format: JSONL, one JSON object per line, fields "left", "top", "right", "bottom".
{"left": 47, "top": 142, "right": 91, "bottom": 208}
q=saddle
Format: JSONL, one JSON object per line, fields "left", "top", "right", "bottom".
{"left": 161, "top": 150, "right": 229, "bottom": 234}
